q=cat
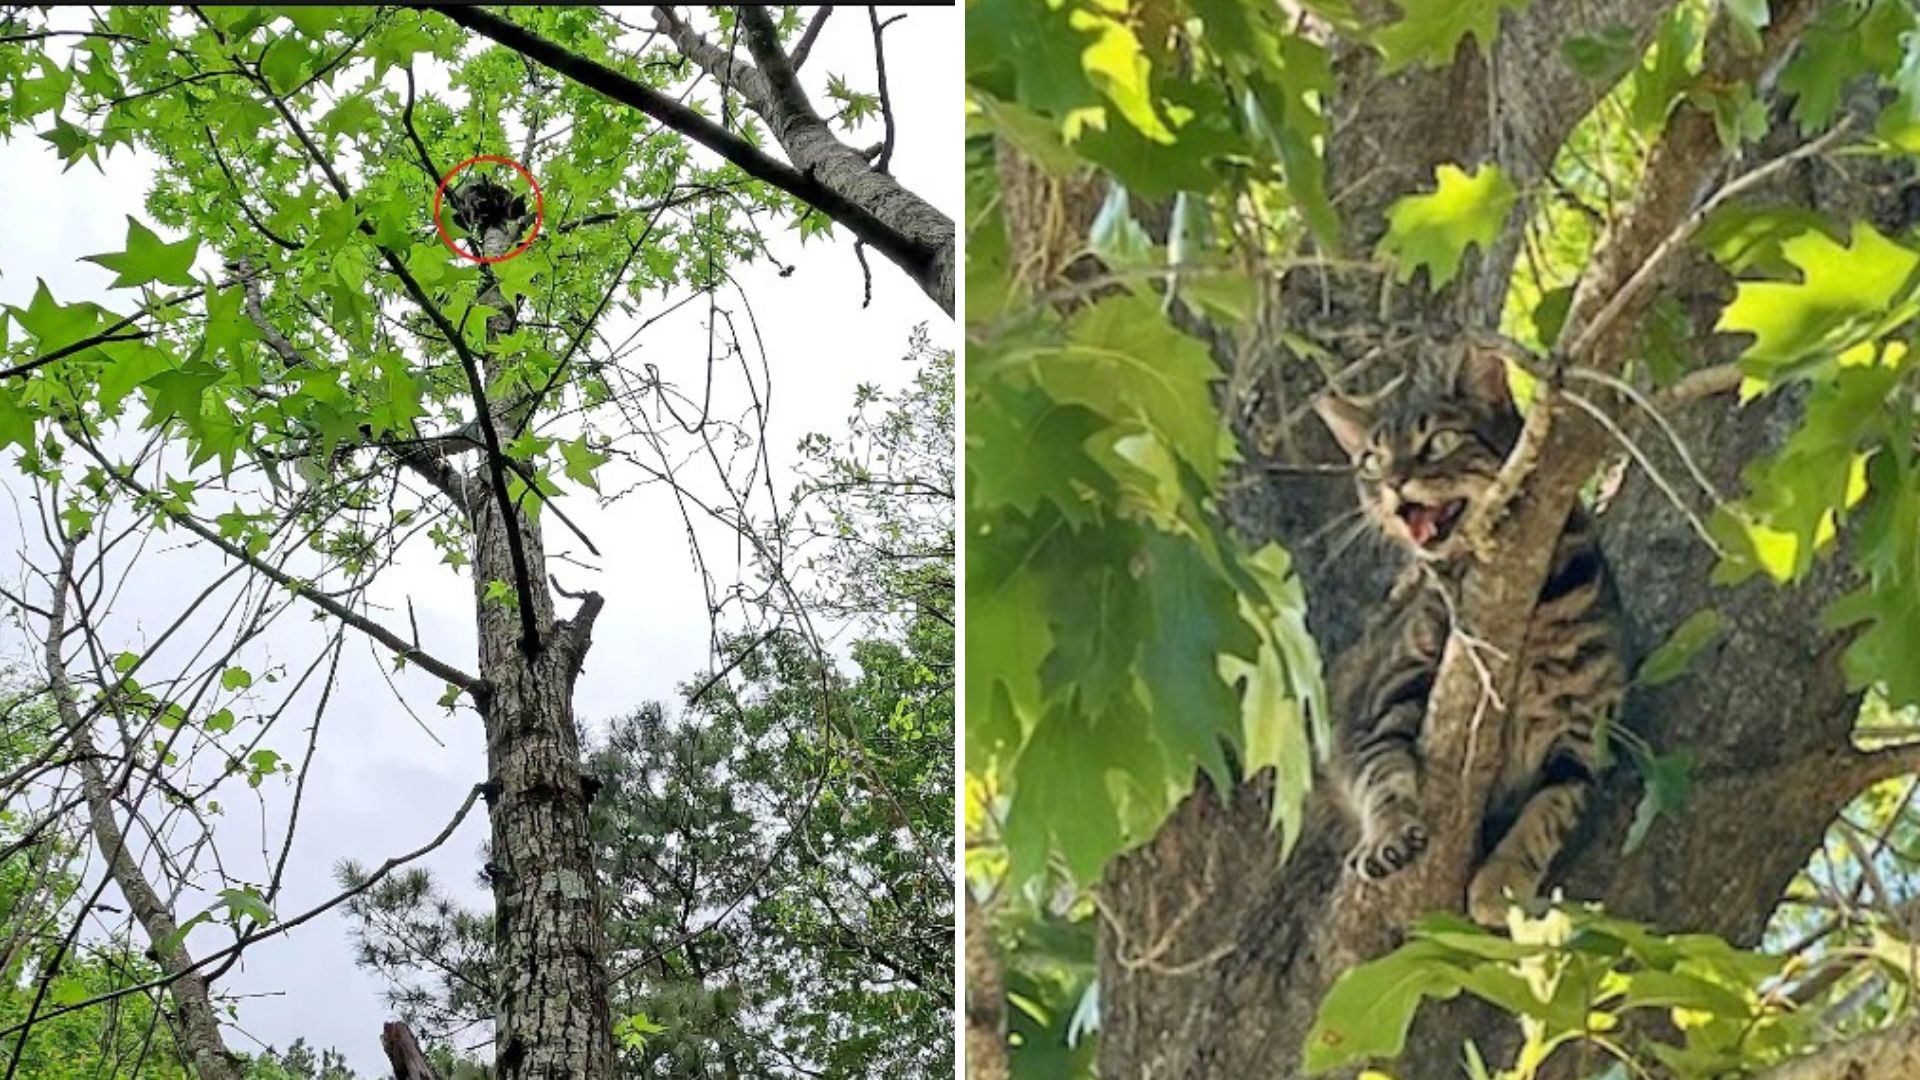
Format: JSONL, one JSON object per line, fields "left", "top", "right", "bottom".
{"left": 1311, "top": 347, "right": 1626, "bottom": 926}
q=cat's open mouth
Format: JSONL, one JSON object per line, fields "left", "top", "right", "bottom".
{"left": 1398, "top": 499, "right": 1466, "bottom": 548}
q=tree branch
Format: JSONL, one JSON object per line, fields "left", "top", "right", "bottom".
{"left": 866, "top": 8, "right": 898, "bottom": 175}
{"left": 432, "top": 5, "right": 952, "bottom": 314}
{"left": 68, "top": 432, "right": 486, "bottom": 696}
{"left": 1750, "top": 1015, "right": 1920, "bottom": 1080}
{"left": 790, "top": 6, "right": 831, "bottom": 70}
{"left": 1846, "top": 742, "right": 1920, "bottom": 791}
{"left": 0, "top": 782, "right": 485, "bottom": 1041}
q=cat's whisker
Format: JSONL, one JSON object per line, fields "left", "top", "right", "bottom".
{"left": 1293, "top": 503, "right": 1365, "bottom": 550}
{"left": 1316, "top": 514, "right": 1373, "bottom": 569}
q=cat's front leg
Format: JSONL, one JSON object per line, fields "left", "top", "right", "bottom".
{"left": 1344, "top": 700, "right": 1429, "bottom": 880}
{"left": 1466, "top": 777, "right": 1591, "bottom": 926}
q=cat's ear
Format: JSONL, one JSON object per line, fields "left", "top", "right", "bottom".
{"left": 1454, "top": 346, "right": 1514, "bottom": 415}
{"left": 1312, "top": 395, "right": 1373, "bottom": 459}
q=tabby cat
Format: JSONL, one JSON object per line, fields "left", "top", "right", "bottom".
{"left": 1311, "top": 349, "right": 1626, "bottom": 926}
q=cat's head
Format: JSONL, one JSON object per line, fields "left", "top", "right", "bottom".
{"left": 1311, "top": 349, "right": 1520, "bottom": 561}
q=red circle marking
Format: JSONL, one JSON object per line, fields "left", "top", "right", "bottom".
{"left": 432, "top": 154, "right": 544, "bottom": 265}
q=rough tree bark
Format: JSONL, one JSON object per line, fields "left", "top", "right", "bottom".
{"left": 990, "top": 2, "right": 1920, "bottom": 1077}
{"left": 966, "top": 892, "right": 1013, "bottom": 1080}
{"left": 42, "top": 535, "right": 243, "bottom": 1080}
{"left": 461, "top": 213, "right": 614, "bottom": 1080}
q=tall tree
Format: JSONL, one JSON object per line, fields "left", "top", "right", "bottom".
{"left": 967, "top": 0, "right": 1920, "bottom": 1076}
{"left": 0, "top": 7, "right": 945, "bottom": 1078}
{"left": 341, "top": 341, "right": 955, "bottom": 1076}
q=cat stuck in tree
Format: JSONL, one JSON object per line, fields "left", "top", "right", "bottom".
{"left": 1312, "top": 347, "right": 1626, "bottom": 926}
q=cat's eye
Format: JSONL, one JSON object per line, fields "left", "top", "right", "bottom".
{"left": 1358, "top": 449, "right": 1385, "bottom": 476}
{"left": 1424, "top": 430, "right": 1466, "bottom": 460}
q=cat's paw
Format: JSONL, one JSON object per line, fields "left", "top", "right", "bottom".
{"left": 1466, "top": 858, "right": 1535, "bottom": 927}
{"left": 1346, "top": 812, "right": 1428, "bottom": 880}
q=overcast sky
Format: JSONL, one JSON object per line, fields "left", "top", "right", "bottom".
{"left": 0, "top": 6, "right": 958, "bottom": 1073}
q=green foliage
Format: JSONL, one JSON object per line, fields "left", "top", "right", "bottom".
{"left": 1377, "top": 163, "right": 1518, "bottom": 291}
{"left": 1305, "top": 907, "right": 1812, "bottom": 1077}
{"left": 344, "top": 626, "right": 952, "bottom": 1078}
{"left": 1707, "top": 219, "right": 1920, "bottom": 708}
{"left": 0, "top": 3, "right": 781, "bottom": 584}
{"left": 82, "top": 216, "right": 201, "bottom": 289}
{"left": 966, "top": 15, "right": 1328, "bottom": 1050}
{"left": 1373, "top": 0, "right": 1531, "bottom": 73}
{"left": 966, "top": 0, "right": 1335, "bottom": 234}
{"left": 1633, "top": 608, "right": 1726, "bottom": 688}
{"left": 968, "top": 287, "right": 1326, "bottom": 888}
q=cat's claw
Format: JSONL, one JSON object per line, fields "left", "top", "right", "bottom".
{"left": 1346, "top": 816, "right": 1428, "bottom": 880}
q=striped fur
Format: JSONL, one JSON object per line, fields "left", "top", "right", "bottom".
{"left": 1314, "top": 350, "right": 1626, "bottom": 926}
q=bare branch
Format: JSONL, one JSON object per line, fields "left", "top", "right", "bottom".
{"left": 790, "top": 6, "right": 831, "bottom": 70}
{"left": 0, "top": 783, "right": 486, "bottom": 1041}
{"left": 866, "top": 8, "right": 898, "bottom": 174}
{"left": 68, "top": 432, "right": 486, "bottom": 696}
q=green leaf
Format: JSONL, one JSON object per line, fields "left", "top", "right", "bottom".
{"left": 614, "top": 1012, "right": 667, "bottom": 1050}
{"left": 259, "top": 36, "right": 312, "bottom": 96}
{"left": 37, "top": 115, "right": 91, "bottom": 169}
{"left": 1634, "top": 609, "right": 1725, "bottom": 687}
{"left": 1625, "top": 748, "right": 1694, "bottom": 854}
{"left": 83, "top": 217, "right": 200, "bottom": 289}
{"left": 1069, "top": 9, "right": 1173, "bottom": 143}
{"left": 1088, "top": 185, "right": 1153, "bottom": 267}
{"left": 217, "top": 886, "right": 275, "bottom": 928}
{"left": 1716, "top": 222, "right": 1920, "bottom": 386}
{"left": 1561, "top": 23, "right": 1639, "bottom": 84}
{"left": 1035, "top": 294, "right": 1229, "bottom": 485}
{"left": 10, "top": 280, "right": 103, "bottom": 354}
{"left": 1630, "top": 7, "right": 1701, "bottom": 136}
{"left": 964, "top": 534, "right": 1055, "bottom": 773}
{"left": 1723, "top": 0, "right": 1770, "bottom": 50}
{"left": 1377, "top": 163, "right": 1517, "bottom": 291}
{"left": 153, "top": 911, "right": 214, "bottom": 957}
{"left": 560, "top": 435, "right": 610, "bottom": 492}
{"left": 483, "top": 579, "right": 520, "bottom": 610}
{"left": 965, "top": 383, "right": 1113, "bottom": 526}
{"left": 1374, "top": 0, "right": 1530, "bottom": 73}
{"left": 1304, "top": 940, "right": 1468, "bottom": 1072}
{"left": 220, "top": 666, "right": 254, "bottom": 691}
{"left": 1135, "top": 532, "right": 1256, "bottom": 790}
{"left": 140, "top": 362, "right": 223, "bottom": 431}
{"left": 1003, "top": 701, "right": 1165, "bottom": 884}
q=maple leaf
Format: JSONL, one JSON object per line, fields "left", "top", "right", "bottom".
{"left": 1376, "top": 163, "right": 1517, "bottom": 291}
{"left": 1715, "top": 222, "right": 1920, "bottom": 386}
{"left": 82, "top": 217, "right": 200, "bottom": 289}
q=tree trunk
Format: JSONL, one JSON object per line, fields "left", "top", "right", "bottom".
{"left": 965, "top": 892, "right": 1012, "bottom": 1080}
{"left": 43, "top": 536, "right": 243, "bottom": 1080}
{"left": 464, "top": 218, "right": 614, "bottom": 1080}
{"left": 1082, "top": 4, "right": 1904, "bottom": 1077}
{"left": 382, "top": 1021, "right": 446, "bottom": 1080}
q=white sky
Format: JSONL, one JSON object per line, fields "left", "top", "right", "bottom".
{"left": 0, "top": 6, "right": 958, "bottom": 1073}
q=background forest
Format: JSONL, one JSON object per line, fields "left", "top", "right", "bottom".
{"left": 0, "top": 5, "right": 953, "bottom": 1079}
{"left": 967, "top": 0, "right": 1920, "bottom": 1078}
